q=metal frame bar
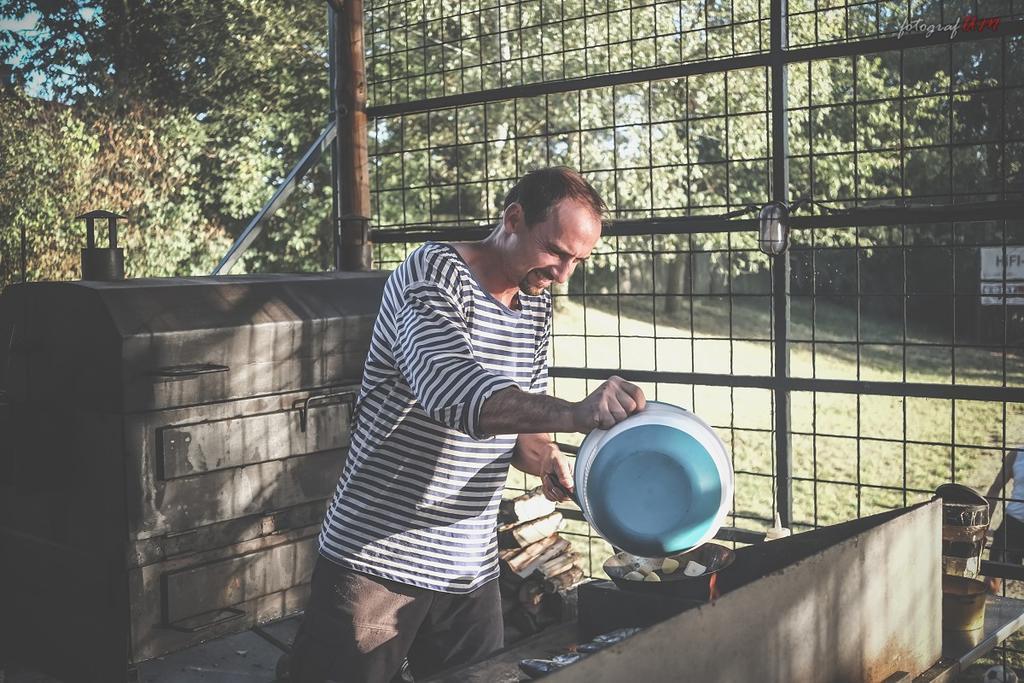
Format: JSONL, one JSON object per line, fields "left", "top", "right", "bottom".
{"left": 982, "top": 561, "right": 1024, "bottom": 582}
{"left": 787, "top": 377, "right": 1024, "bottom": 403}
{"left": 770, "top": 0, "right": 793, "bottom": 526}
{"left": 548, "top": 366, "right": 1024, "bottom": 403}
{"left": 368, "top": 199, "right": 1024, "bottom": 243}
{"left": 365, "top": 18, "right": 1024, "bottom": 119}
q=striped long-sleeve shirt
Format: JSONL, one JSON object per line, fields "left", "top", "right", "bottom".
{"left": 318, "top": 242, "right": 552, "bottom": 593}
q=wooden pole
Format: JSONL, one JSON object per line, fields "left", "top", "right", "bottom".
{"left": 331, "top": 0, "right": 372, "bottom": 271}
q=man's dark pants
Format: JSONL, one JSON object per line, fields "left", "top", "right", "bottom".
{"left": 288, "top": 554, "right": 504, "bottom": 683}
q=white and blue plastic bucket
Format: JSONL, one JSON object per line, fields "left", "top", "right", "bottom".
{"left": 572, "top": 401, "right": 734, "bottom": 558}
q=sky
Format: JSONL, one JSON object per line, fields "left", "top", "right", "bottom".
{"left": 1, "top": 7, "right": 97, "bottom": 99}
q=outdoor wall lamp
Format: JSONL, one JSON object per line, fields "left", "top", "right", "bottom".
{"left": 758, "top": 201, "right": 791, "bottom": 256}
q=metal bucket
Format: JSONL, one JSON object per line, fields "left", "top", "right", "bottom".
{"left": 934, "top": 484, "right": 990, "bottom": 579}
{"left": 942, "top": 575, "right": 987, "bottom": 631}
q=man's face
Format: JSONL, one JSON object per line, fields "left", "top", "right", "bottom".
{"left": 505, "top": 198, "right": 603, "bottom": 295}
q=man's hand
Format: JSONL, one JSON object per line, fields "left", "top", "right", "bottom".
{"left": 512, "top": 433, "right": 575, "bottom": 502}
{"left": 540, "top": 449, "right": 574, "bottom": 503}
{"left": 570, "top": 375, "right": 646, "bottom": 432}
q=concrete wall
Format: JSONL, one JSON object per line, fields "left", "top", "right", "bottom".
{"left": 553, "top": 501, "right": 942, "bottom": 683}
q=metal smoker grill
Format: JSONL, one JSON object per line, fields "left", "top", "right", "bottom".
{"left": 0, "top": 271, "right": 388, "bottom": 682}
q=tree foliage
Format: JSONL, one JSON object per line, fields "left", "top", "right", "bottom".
{"left": 0, "top": 91, "right": 96, "bottom": 284}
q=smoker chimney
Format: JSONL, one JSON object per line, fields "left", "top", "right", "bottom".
{"left": 78, "top": 210, "right": 127, "bottom": 281}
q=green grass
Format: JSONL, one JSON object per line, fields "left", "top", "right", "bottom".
{"left": 503, "top": 292, "right": 1024, "bottom": 588}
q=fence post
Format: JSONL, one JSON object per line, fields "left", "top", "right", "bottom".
{"left": 330, "top": 0, "right": 372, "bottom": 271}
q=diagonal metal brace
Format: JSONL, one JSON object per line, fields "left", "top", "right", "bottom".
{"left": 212, "top": 120, "right": 336, "bottom": 275}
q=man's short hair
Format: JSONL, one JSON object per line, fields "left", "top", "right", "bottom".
{"left": 502, "top": 167, "right": 607, "bottom": 227}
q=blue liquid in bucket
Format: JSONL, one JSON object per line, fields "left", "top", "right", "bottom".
{"left": 587, "top": 424, "right": 722, "bottom": 555}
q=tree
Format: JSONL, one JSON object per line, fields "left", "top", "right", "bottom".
{"left": 0, "top": 91, "right": 95, "bottom": 285}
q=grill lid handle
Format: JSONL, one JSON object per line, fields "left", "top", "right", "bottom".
{"left": 294, "top": 391, "right": 356, "bottom": 432}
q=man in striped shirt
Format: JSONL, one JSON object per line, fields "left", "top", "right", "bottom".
{"left": 289, "top": 167, "right": 647, "bottom": 683}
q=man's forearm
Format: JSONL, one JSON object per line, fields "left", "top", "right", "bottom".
{"left": 479, "top": 386, "right": 576, "bottom": 436}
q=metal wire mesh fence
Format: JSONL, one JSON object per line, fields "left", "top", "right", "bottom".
{"left": 787, "top": 0, "right": 1024, "bottom": 48}
{"left": 363, "top": 0, "right": 1024, "bottom": 614}
{"left": 364, "top": 0, "right": 773, "bottom": 107}
{"left": 367, "top": 67, "right": 775, "bottom": 229}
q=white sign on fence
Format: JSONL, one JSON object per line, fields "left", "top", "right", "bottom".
{"left": 980, "top": 246, "right": 1024, "bottom": 306}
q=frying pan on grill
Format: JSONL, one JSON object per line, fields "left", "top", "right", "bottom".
{"left": 602, "top": 542, "right": 736, "bottom": 595}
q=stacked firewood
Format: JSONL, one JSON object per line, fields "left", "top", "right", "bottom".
{"left": 497, "top": 487, "right": 586, "bottom": 643}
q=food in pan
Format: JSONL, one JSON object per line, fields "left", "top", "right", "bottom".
{"left": 605, "top": 544, "right": 734, "bottom": 589}
{"left": 683, "top": 560, "right": 707, "bottom": 577}
{"left": 610, "top": 546, "right": 728, "bottom": 581}
{"left": 622, "top": 566, "right": 662, "bottom": 582}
